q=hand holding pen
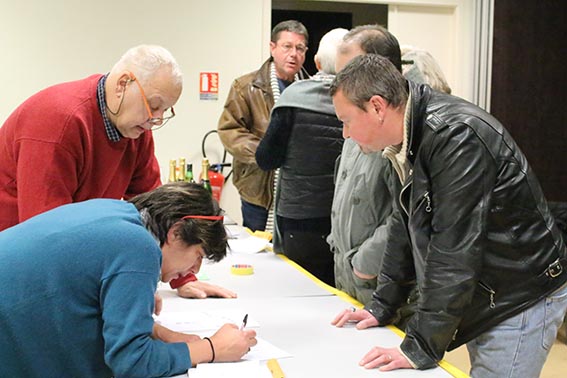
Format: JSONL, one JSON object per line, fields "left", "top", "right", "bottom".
{"left": 204, "top": 323, "right": 257, "bottom": 363}
{"left": 240, "top": 313, "right": 248, "bottom": 330}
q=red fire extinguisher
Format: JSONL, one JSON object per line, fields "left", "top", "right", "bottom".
{"left": 208, "top": 163, "right": 231, "bottom": 202}
{"left": 208, "top": 164, "right": 224, "bottom": 202}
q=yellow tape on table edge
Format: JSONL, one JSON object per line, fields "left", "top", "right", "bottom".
{"left": 267, "top": 358, "right": 285, "bottom": 378}
{"left": 275, "top": 252, "right": 470, "bottom": 378}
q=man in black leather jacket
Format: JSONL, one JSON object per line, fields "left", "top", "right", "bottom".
{"left": 330, "top": 54, "right": 567, "bottom": 378}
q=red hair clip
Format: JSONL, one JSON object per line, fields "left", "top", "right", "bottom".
{"left": 182, "top": 215, "right": 224, "bottom": 221}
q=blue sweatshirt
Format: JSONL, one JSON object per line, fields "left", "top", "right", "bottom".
{"left": 0, "top": 199, "right": 190, "bottom": 377}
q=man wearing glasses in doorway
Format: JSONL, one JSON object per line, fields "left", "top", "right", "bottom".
{"left": 0, "top": 44, "right": 180, "bottom": 233}
{"left": 218, "top": 20, "right": 308, "bottom": 232}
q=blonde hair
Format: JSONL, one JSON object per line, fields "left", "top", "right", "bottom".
{"left": 401, "top": 45, "right": 451, "bottom": 94}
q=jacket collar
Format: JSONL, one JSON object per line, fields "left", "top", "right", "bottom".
{"left": 251, "top": 58, "right": 274, "bottom": 93}
{"left": 406, "top": 80, "right": 433, "bottom": 165}
{"left": 383, "top": 91, "right": 412, "bottom": 184}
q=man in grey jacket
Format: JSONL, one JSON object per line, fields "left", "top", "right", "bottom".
{"left": 330, "top": 25, "right": 453, "bottom": 309}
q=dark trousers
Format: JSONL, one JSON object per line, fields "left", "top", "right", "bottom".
{"left": 241, "top": 199, "right": 268, "bottom": 232}
{"left": 278, "top": 216, "right": 335, "bottom": 287}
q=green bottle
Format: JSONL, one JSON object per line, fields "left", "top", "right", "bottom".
{"left": 185, "top": 163, "right": 195, "bottom": 183}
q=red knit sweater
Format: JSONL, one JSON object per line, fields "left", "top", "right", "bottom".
{"left": 0, "top": 74, "right": 161, "bottom": 231}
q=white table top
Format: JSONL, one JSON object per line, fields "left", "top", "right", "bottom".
{"left": 158, "top": 294, "right": 455, "bottom": 378}
{"left": 159, "top": 250, "right": 332, "bottom": 298}
{"left": 159, "top": 242, "right": 466, "bottom": 378}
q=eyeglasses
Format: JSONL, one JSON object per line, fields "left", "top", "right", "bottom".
{"left": 128, "top": 72, "right": 175, "bottom": 131}
{"left": 279, "top": 43, "right": 308, "bottom": 56}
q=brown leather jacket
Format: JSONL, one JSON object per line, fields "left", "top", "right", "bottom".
{"left": 218, "top": 58, "right": 275, "bottom": 209}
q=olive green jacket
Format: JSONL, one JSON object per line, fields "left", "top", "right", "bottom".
{"left": 328, "top": 139, "right": 394, "bottom": 304}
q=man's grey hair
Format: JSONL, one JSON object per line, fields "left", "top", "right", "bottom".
{"left": 401, "top": 45, "right": 451, "bottom": 94}
{"left": 271, "top": 20, "right": 309, "bottom": 45}
{"left": 315, "top": 28, "right": 348, "bottom": 75}
{"left": 330, "top": 54, "right": 408, "bottom": 111}
{"left": 111, "top": 44, "right": 182, "bottom": 87}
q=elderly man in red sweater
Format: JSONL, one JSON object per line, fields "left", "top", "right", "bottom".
{"left": 0, "top": 44, "right": 234, "bottom": 300}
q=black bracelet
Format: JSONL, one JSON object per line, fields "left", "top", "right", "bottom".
{"left": 203, "top": 337, "right": 215, "bottom": 363}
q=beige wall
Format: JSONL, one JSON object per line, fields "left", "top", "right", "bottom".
{"left": 1, "top": 0, "right": 476, "bottom": 224}
{"left": 387, "top": 0, "right": 476, "bottom": 100}
{"left": 1, "top": 0, "right": 270, "bottom": 223}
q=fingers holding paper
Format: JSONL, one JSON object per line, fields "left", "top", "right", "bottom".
{"left": 331, "top": 307, "right": 379, "bottom": 329}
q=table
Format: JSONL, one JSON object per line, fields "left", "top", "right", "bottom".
{"left": 159, "top": 245, "right": 468, "bottom": 377}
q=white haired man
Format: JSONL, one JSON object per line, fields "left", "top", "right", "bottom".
{"left": 0, "top": 44, "right": 181, "bottom": 231}
{"left": 0, "top": 45, "right": 236, "bottom": 300}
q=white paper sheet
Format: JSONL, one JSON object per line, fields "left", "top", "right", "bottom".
{"left": 156, "top": 309, "right": 292, "bottom": 363}
{"left": 227, "top": 235, "right": 270, "bottom": 254}
{"left": 188, "top": 360, "right": 272, "bottom": 378}
{"left": 155, "top": 309, "right": 260, "bottom": 332}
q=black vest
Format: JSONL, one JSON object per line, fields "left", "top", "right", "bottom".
{"left": 277, "top": 108, "right": 343, "bottom": 219}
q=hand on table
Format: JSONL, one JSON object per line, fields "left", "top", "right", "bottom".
{"left": 176, "top": 281, "right": 237, "bottom": 299}
{"left": 332, "top": 308, "right": 413, "bottom": 371}
{"left": 359, "top": 346, "right": 413, "bottom": 371}
{"left": 331, "top": 307, "right": 379, "bottom": 329}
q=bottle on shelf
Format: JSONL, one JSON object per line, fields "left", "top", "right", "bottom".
{"left": 201, "top": 158, "right": 212, "bottom": 194}
{"left": 168, "top": 159, "right": 177, "bottom": 183}
{"left": 185, "top": 163, "right": 195, "bottom": 183}
{"left": 178, "top": 158, "right": 186, "bottom": 182}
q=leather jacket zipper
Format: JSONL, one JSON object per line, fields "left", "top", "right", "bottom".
{"left": 399, "top": 181, "right": 412, "bottom": 216}
{"left": 414, "top": 191, "right": 432, "bottom": 214}
{"left": 478, "top": 281, "right": 496, "bottom": 309}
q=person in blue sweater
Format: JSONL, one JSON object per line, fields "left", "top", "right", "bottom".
{"left": 0, "top": 182, "right": 257, "bottom": 378}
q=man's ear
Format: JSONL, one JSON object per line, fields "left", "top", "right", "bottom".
{"left": 165, "top": 226, "right": 180, "bottom": 245}
{"left": 114, "top": 72, "right": 132, "bottom": 97}
{"left": 314, "top": 55, "right": 322, "bottom": 71}
{"left": 369, "top": 95, "right": 388, "bottom": 116}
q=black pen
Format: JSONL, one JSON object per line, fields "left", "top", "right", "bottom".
{"left": 240, "top": 313, "right": 248, "bottom": 330}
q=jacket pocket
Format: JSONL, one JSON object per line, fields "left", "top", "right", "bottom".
{"left": 543, "top": 283, "right": 567, "bottom": 350}
{"left": 232, "top": 161, "right": 267, "bottom": 200}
